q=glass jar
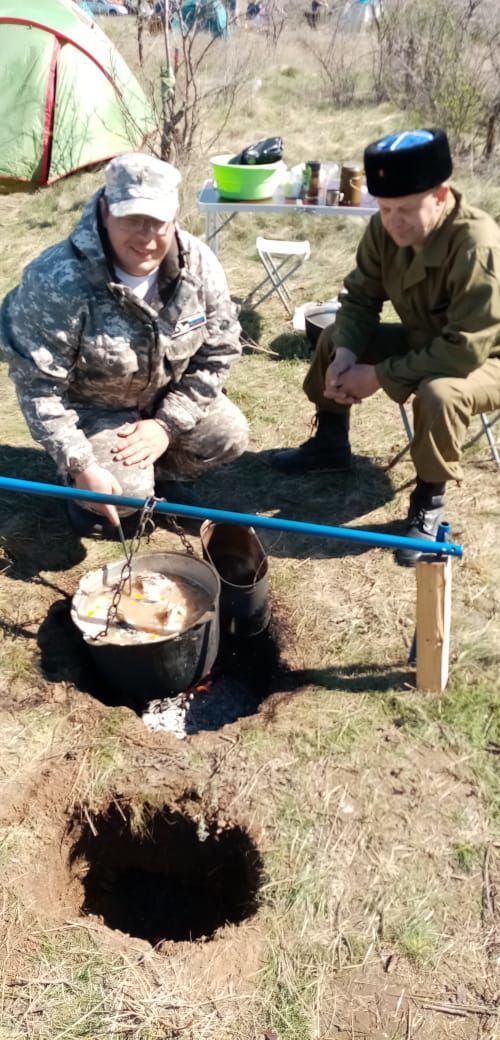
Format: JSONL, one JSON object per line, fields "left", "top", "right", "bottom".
{"left": 305, "top": 160, "right": 321, "bottom": 203}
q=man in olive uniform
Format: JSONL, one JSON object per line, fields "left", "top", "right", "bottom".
{"left": 1, "top": 154, "right": 248, "bottom": 537}
{"left": 272, "top": 128, "right": 500, "bottom": 565}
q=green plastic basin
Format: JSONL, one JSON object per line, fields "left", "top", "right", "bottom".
{"left": 210, "top": 154, "right": 283, "bottom": 200}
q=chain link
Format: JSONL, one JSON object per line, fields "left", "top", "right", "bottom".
{"left": 98, "top": 496, "right": 196, "bottom": 639}
{"left": 157, "top": 501, "right": 196, "bottom": 557}
{"left": 101, "top": 497, "right": 158, "bottom": 638}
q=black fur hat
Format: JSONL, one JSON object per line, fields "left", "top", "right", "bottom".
{"left": 364, "top": 128, "right": 452, "bottom": 198}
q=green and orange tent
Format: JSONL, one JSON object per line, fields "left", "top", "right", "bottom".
{"left": 0, "top": 0, "right": 155, "bottom": 191}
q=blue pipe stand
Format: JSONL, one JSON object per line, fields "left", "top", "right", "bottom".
{"left": 0, "top": 475, "right": 463, "bottom": 559}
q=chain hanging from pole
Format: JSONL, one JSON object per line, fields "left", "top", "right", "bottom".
{"left": 100, "top": 495, "right": 196, "bottom": 639}
{"left": 101, "top": 496, "right": 158, "bottom": 638}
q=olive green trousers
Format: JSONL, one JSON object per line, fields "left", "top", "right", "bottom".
{"left": 303, "top": 324, "right": 500, "bottom": 483}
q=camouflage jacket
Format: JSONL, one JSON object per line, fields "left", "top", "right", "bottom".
{"left": 0, "top": 191, "right": 241, "bottom": 477}
{"left": 332, "top": 189, "right": 500, "bottom": 403}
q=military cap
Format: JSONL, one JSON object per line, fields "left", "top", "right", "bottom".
{"left": 105, "top": 153, "right": 182, "bottom": 222}
{"left": 364, "top": 128, "right": 452, "bottom": 198}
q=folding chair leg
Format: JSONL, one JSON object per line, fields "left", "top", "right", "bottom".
{"left": 252, "top": 237, "right": 311, "bottom": 315}
{"left": 258, "top": 253, "right": 295, "bottom": 313}
{"left": 399, "top": 403, "right": 499, "bottom": 468}
{"left": 399, "top": 403, "right": 413, "bottom": 443}
{"left": 479, "top": 413, "right": 500, "bottom": 467}
{"left": 250, "top": 256, "right": 304, "bottom": 315}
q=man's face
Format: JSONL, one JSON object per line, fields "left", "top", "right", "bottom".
{"left": 376, "top": 186, "right": 448, "bottom": 248}
{"left": 100, "top": 199, "right": 176, "bottom": 276}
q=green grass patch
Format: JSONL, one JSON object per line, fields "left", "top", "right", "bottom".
{"left": 392, "top": 918, "right": 437, "bottom": 966}
{"left": 452, "top": 841, "right": 483, "bottom": 873}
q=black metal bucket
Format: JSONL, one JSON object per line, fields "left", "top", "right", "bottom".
{"left": 200, "top": 521, "right": 270, "bottom": 637}
{"left": 305, "top": 305, "right": 338, "bottom": 348}
{"left": 71, "top": 551, "right": 220, "bottom": 700}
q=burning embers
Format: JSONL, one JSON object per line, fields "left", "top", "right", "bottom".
{"left": 68, "top": 802, "right": 263, "bottom": 945}
{"left": 143, "top": 672, "right": 261, "bottom": 737}
{"left": 142, "top": 624, "right": 282, "bottom": 737}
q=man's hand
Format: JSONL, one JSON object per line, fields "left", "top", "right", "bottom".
{"left": 73, "top": 463, "right": 122, "bottom": 526}
{"left": 324, "top": 347, "right": 358, "bottom": 404}
{"left": 111, "top": 420, "right": 170, "bottom": 468}
{"left": 335, "top": 363, "right": 380, "bottom": 402}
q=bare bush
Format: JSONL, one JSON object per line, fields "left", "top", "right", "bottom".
{"left": 371, "top": 0, "right": 499, "bottom": 155}
{"left": 305, "top": 6, "right": 367, "bottom": 106}
{"left": 265, "top": 0, "right": 287, "bottom": 48}
{"left": 135, "top": 4, "right": 255, "bottom": 163}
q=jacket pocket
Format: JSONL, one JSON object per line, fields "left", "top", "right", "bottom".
{"left": 69, "top": 335, "right": 142, "bottom": 401}
{"left": 163, "top": 325, "right": 206, "bottom": 383}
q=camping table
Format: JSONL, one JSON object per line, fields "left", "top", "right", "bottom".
{"left": 197, "top": 179, "right": 378, "bottom": 257}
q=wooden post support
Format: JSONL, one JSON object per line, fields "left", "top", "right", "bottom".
{"left": 415, "top": 556, "right": 452, "bottom": 693}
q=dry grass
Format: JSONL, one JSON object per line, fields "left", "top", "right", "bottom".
{"left": 0, "top": 15, "right": 499, "bottom": 1040}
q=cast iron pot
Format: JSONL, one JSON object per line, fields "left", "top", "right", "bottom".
{"left": 71, "top": 551, "right": 220, "bottom": 701}
{"left": 305, "top": 306, "right": 338, "bottom": 348}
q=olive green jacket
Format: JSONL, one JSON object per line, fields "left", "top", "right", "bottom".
{"left": 333, "top": 189, "right": 500, "bottom": 403}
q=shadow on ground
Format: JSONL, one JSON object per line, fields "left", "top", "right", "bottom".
{"left": 286, "top": 663, "right": 415, "bottom": 693}
{"left": 194, "top": 449, "right": 398, "bottom": 560}
{"left": 268, "top": 330, "right": 311, "bottom": 360}
{"left": 0, "top": 446, "right": 87, "bottom": 580}
{"left": 37, "top": 598, "right": 128, "bottom": 708}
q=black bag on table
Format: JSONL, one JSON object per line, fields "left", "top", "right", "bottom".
{"left": 229, "top": 136, "right": 284, "bottom": 165}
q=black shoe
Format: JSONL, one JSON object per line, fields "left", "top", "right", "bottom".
{"left": 395, "top": 480, "right": 446, "bottom": 567}
{"left": 154, "top": 478, "right": 198, "bottom": 507}
{"left": 66, "top": 500, "right": 116, "bottom": 540}
{"left": 270, "top": 412, "right": 352, "bottom": 474}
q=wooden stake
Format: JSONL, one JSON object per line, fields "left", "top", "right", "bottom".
{"left": 415, "top": 556, "right": 452, "bottom": 692}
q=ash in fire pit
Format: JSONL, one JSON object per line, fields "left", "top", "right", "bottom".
{"left": 142, "top": 624, "right": 282, "bottom": 738}
{"left": 68, "top": 802, "right": 263, "bottom": 945}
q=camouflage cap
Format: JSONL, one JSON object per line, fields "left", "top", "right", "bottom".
{"left": 104, "top": 153, "right": 182, "bottom": 222}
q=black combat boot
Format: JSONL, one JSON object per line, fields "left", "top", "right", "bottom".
{"left": 154, "top": 477, "right": 198, "bottom": 506}
{"left": 270, "top": 412, "right": 352, "bottom": 474}
{"left": 66, "top": 500, "right": 116, "bottom": 540}
{"left": 395, "top": 479, "right": 446, "bottom": 567}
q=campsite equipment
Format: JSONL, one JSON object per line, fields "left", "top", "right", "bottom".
{"left": 230, "top": 137, "right": 284, "bottom": 166}
{"left": 305, "top": 302, "right": 340, "bottom": 347}
{"left": 72, "top": 551, "right": 220, "bottom": 699}
{"left": 210, "top": 154, "right": 284, "bottom": 200}
{"left": 0, "top": 476, "right": 463, "bottom": 558}
{"left": 200, "top": 521, "right": 270, "bottom": 636}
{"left": 0, "top": 0, "right": 154, "bottom": 190}
{"left": 339, "top": 163, "right": 364, "bottom": 207}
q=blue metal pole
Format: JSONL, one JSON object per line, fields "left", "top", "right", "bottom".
{"left": 0, "top": 475, "right": 463, "bottom": 558}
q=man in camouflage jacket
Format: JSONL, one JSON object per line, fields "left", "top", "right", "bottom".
{"left": 272, "top": 129, "right": 500, "bottom": 565}
{"left": 0, "top": 153, "right": 248, "bottom": 536}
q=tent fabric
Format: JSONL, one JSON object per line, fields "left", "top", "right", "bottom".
{"left": 0, "top": 0, "right": 155, "bottom": 190}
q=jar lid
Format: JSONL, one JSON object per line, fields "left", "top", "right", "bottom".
{"left": 307, "top": 160, "right": 320, "bottom": 170}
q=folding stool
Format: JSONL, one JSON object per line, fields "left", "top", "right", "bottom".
{"left": 250, "top": 236, "right": 311, "bottom": 315}
{"left": 399, "top": 403, "right": 499, "bottom": 468}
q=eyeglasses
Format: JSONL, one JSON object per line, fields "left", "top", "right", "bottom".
{"left": 118, "top": 215, "right": 173, "bottom": 236}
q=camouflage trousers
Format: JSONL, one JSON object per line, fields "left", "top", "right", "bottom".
{"left": 69, "top": 393, "right": 248, "bottom": 514}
